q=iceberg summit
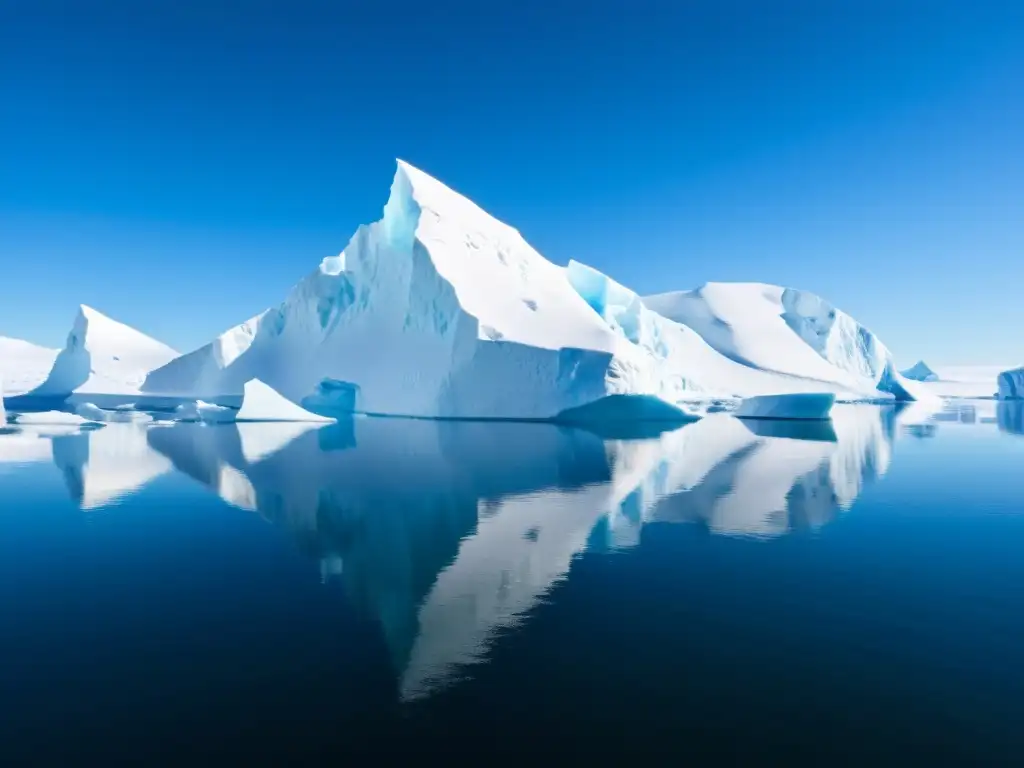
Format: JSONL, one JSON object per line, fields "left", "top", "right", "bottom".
{"left": 139, "top": 160, "right": 931, "bottom": 420}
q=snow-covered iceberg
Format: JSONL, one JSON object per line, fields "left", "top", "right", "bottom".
{"left": 143, "top": 161, "right": 929, "bottom": 420}
{"left": 236, "top": 379, "right": 335, "bottom": 422}
{"left": 31, "top": 306, "right": 179, "bottom": 398}
{"left": 0, "top": 337, "right": 59, "bottom": 397}
{"left": 172, "top": 379, "right": 335, "bottom": 424}
{"left": 997, "top": 367, "right": 1024, "bottom": 400}
{"left": 901, "top": 361, "right": 938, "bottom": 382}
{"left": 75, "top": 402, "right": 152, "bottom": 423}
{"left": 644, "top": 282, "right": 931, "bottom": 403}
{"left": 735, "top": 393, "right": 835, "bottom": 420}
{"left": 174, "top": 400, "right": 236, "bottom": 423}
{"left": 11, "top": 411, "right": 102, "bottom": 427}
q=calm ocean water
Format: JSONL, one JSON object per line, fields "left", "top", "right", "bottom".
{"left": 2, "top": 402, "right": 1023, "bottom": 762}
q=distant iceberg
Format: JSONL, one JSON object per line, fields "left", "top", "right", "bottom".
{"left": 900, "top": 361, "right": 938, "bottom": 382}
{"left": 0, "top": 337, "right": 58, "bottom": 397}
{"left": 31, "top": 306, "right": 178, "bottom": 398}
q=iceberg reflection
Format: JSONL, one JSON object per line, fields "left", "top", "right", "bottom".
{"left": 997, "top": 401, "right": 1024, "bottom": 436}
{"left": 135, "top": 404, "right": 894, "bottom": 701}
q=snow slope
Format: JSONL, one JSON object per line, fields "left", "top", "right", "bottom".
{"left": 32, "top": 306, "right": 179, "bottom": 397}
{"left": 143, "top": 161, "right": 926, "bottom": 419}
{"left": 236, "top": 379, "right": 334, "bottom": 422}
{"left": 0, "top": 337, "right": 59, "bottom": 396}
{"left": 644, "top": 282, "right": 929, "bottom": 402}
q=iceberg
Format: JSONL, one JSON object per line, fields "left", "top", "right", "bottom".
{"left": 75, "top": 402, "right": 152, "bottom": 423}
{"left": 734, "top": 393, "right": 835, "bottom": 420}
{"left": 236, "top": 379, "right": 335, "bottom": 422}
{"left": 143, "top": 161, "right": 930, "bottom": 419}
{"left": 997, "top": 367, "right": 1024, "bottom": 400}
{"left": 644, "top": 283, "right": 931, "bottom": 402}
{"left": 31, "top": 306, "right": 179, "bottom": 398}
{"left": 174, "top": 400, "right": 236, "bottom": 423}
{"left": 11, "top": 411, "right": 102, "bottom": 427}
{"left": 0, "top": 336, "right": 59, "bottom": 397}
{"left": 172, "top": 379, "right": 335, "bottom": 425}
{"left": 900, "top": 361, "right": 938, "bottom": 382}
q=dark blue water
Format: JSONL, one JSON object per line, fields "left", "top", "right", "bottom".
{"left": 2, "top": 403, "right": 1024, "bottom": 762}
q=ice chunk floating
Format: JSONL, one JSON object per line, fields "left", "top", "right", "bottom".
{"left": 734, "top": 393, "right": 836, "bottom": 421}
{"left": 236, "top": 379, "right": 335, "bottom": 422}
{"left": 174, "top": 401, "right": 235, "bottom": 423}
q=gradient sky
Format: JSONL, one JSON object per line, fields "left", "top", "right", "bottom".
{"left": 1, "top": 0, "right": 1022, "bottom": 365}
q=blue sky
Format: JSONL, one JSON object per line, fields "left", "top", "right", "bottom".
{"left": 1, "top": 1, "right": 1021, "bottom": 364}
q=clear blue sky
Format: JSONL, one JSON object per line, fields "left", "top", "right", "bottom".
{"left": 1, "top": 1, "right": 1021, "bottom": 365}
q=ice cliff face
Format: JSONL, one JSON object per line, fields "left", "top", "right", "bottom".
{"left": 997, "top": 367, "right": 1024, "bottom": 400}
{"left": 33, "top": 306, "right": 179, "bottom": 397}
{"left": 144, "top": 161, "right": 927, "bottom": 418}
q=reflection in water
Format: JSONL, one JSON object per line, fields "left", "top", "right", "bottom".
{"left": 52, "top": 424, "right": 172, "bottom": 509}
{"left": 0, "top": 405, "right": 896, "bottom": 702}
{"left": 997, "top": 401, "right": 1024, "bottom": 436}
{"left": 898, "top": 398, "right": 1017, "bottom": 437}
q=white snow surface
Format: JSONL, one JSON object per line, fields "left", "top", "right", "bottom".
{"left": 32, "top": 306, "right": 179, "bottom": 397}
{"left": 909, "top": 365, "right": 1011, "bottom": 399}
{"left": 11, "top": 411, "right": 101, "bottom": 426}
{"left": 174, "top": 400, "right": 235, "bottom": 423}
{"left": 734, "top": 393, "right": 835, "bottom": 420}
{"left": 644, "top": 282, "right": 931, "bottom": 403}
{"left": 143, "top": 161, "right": 929, "bottom": 419}
{"left": 236, "top": 379, "right": 335, "bottom": 422}
{"left": 75, "top": 402, "right": 152, "bottom": 423}
{"left": 0, "top": 337, "right": 59, "bottom": 396}
{"left": 998, "top": 367, "right": 1024, "bottom": 400}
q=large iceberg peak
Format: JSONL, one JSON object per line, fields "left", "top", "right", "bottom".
{"left": 391, "top": 159, "right": 520, "bottom": 242}
{"left": 140, "top": 161, "right": 934, "bottom": 418}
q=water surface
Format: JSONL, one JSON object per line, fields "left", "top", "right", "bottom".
{"left": 2, "top": 402, "right": 1023, "bottom": 761}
